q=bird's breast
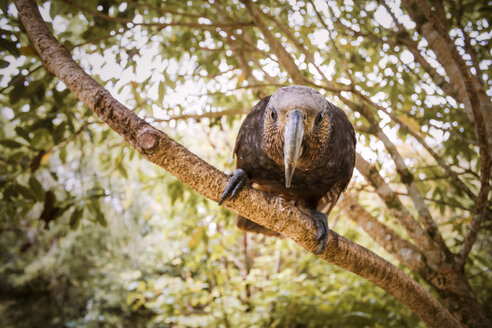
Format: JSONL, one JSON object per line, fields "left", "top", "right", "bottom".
{"left": 249, "top": 167, "right": 333, "bottom": 207}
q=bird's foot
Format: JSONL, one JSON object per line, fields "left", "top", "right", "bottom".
{"left": 219, "top": 169, "right": 248, "bottom": 205}
{"left": 311, "top": 210, "right": 329, "bottom": 255}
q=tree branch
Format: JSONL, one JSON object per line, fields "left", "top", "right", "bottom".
{"left": 354, "top": 154, "right": 438, "bottom": 257}
{"left": 241, "top": 0, "right": 305, "bottom": 85}
{"left": 355, "top": 90, "right": 477, "bottom": 201}
{"left": 58, "top": 0, "right": 253, "bottom": 29}
{"left": 150, "top": 108, "right": 248, "bottom": 123}
{"left": 212, "top": 0, "right": 268, "bottom": 98}
{"left": 14, "top": 0, "right": 461, "bottom": 326}
{"left": 404, "top": 0, "right": 491, "bottom": 269}
{"left": 133, "top": 2, "right": 207, "bottom": 20}
{"left": 304, "top": 0, "right": 359, "bottom": 91}
{"left": 338, "top": 95, "right": 452, "bottom": 260}
{"left": 402, "top": 0, "right": 492, "bottom": 151}
{"left": 338, "top": 193, "right": 428, "bottom": 275}
{"left": 265, "top": 2, "right": 351, "bottom": 92}
{"left": 0, "top": 64, "right": 42, "bottom": 94}
{"left": 383, "top": 1, "right": 463, "bottom": 100}
{"left": 456, "top": 12, "right": 484, "bottom": 87}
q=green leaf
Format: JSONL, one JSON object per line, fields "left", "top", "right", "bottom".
{"left": 53, "top": 122, "right": 66, "bottom": 144}
{"left": 15, "top": 126, "right": 31, "bottom": 142}
{"left": 9, "top": 81, "right": 26, "bottom": 104}
{"left": 0, "top": 38, "right": 19, "bottom": 56}
{"left": 15, "top": 184, "right": 36, "bottom": 201}
{"left": 95, "top": 209, "right": 108, "bottom": 227}
{"left": 69, "top": 207, "right": 83, "bottom": 230}
{"left": 49, "top": 0, "right": 72, "bottom": 17}
{"left": 4, "top": 184, "right": 19, "bottom": 200}
{"left": 158, "top": 81, "right": 165, "bottom": 104}
{"left": 28, "top": 176, "right": 45, "bottom": 202}
{"left": 117, "top": 164, "right": 128, "bottom": 179}
{"left": 59, "top": 146, "right": 67, "bottom": 164}
{"left": 0, "top": 59, "right": 9, "bottom": 68}
{"left": 89, "top": 199, "right": 108, "bottom": 227}
{"left": 84, "top": 126, "right": 94, "bottom": 143}
{"left": 344, "top": 311, "right": 371, "bottom": 319}
{"left": 0, "top": 139, "right": 23, "bottom": 148}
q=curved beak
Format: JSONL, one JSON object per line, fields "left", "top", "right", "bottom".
{"left": 284, "top": 109, "right": 305, "bottom": 188}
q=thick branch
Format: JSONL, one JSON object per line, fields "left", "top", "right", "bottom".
{"left": 355, "top": 154, "right": 441, "bottom": 260}
{"left": 310, "top": 10, "right": 447, "bottom": 253}
{"left": 339, "top": 96, "right": 451, "bottom": 260}
{"left": 14, "top": 0, "right": 462, "bottom": 327}
{"left": 343, "top": 1, "right": 459, "bottom": 102}
{"left": 338, "top": 193, "right": 427, "bottom": 275}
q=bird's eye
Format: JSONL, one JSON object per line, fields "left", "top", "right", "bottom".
{"left": 270, "top": 109, "right": 278, "bottom": 121}
{"left": 315, "top": 112, "right": 324, "bottom": 125}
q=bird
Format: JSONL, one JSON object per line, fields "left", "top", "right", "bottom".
{"left": 219, "top": 85, "right": 356, "bottom": 254}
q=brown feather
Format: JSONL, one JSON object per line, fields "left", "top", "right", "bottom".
{"left": 233, "top": 85, "right": 356, "bottom": 234}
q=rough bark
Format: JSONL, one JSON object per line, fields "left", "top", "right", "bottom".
{"left": 14, "top": 0, "right": 462, "bottom": 327}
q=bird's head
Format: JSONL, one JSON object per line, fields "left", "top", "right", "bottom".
{"left": 263, "top": 85, "right": 332, "bottom": 188}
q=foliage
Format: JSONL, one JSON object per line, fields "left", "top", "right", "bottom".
{"left": 0, "top": 0, "right": 490, "bottom": 327}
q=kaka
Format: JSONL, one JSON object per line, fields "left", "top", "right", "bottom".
{"left": 219, "top": 85, "right": 356, "bottom": 254}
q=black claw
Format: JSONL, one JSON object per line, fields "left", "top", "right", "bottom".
{"left": 311, "top": 211, "right": 329, "bottom": 255}
{"left": 219, "top": 169, "right": 248, "bottom": 205}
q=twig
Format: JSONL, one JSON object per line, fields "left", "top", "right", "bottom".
{"left": 456, "top": 0, "right": 484, "bottom": 86}
{"left": 0, "top": 64, "right": 42, "bottom": 94}
{"left": 242, "top": 0, "right": 305, "bottom": 84}
{"left": 57, "top": 0, "right": 253, "bottom": 29}
{"left": 394, "top": 191, "right": 473, "bottom": 213}
{"left": 355, "top": 90, "right": 477, "bottom": 201}
{"left": 150, "top": 108, "right": 247, "bottom": 123}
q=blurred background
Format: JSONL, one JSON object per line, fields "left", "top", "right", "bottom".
{"left": 0, "top": 0, "right": 490, "bottom": 327}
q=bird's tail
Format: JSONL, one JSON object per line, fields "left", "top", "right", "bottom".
{"left": 236, "top": 215, "right": 282, "bottom": 237}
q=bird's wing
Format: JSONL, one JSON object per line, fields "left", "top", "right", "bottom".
{"left": 233, "top": 96, "right": 270, "bottom": 157}
{"left": 318, "top": 102, "right": 356, "bottom": 217}
{"left": 317, "top": 181, "right": 346, "bottom": 217}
